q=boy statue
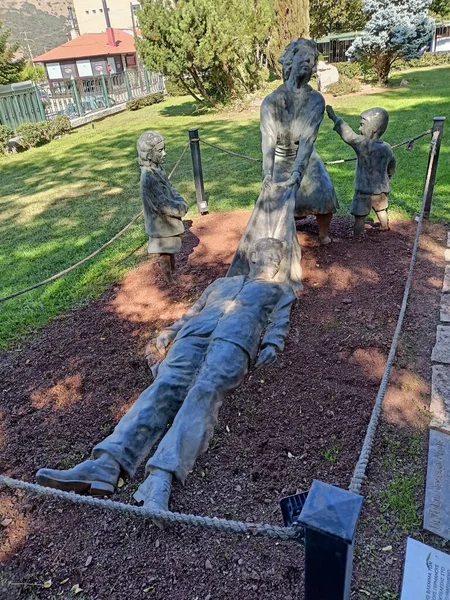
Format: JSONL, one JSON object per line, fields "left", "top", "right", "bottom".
{"left": 137, "top": 131, "right": 188, "bottom": 282}
{"left": 326, "top": 106, "right": 396, "bottom": 238}
{"left": 36, "top": 238, "right": 296, "bottom": 513}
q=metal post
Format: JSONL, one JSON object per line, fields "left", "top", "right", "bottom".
{"left": 189, "top": 128, "right": 208, "bottom": 214}
{"left": 298, "top": 480, "right": 363, "bottom": 600}
{"left": 100, "top": 74, "right": 111, "bottom": 108}
{"left": 424, "top": 116, "right": 445, "bottom": 219}
{"left": 124, "top": 69, "right": 132, "bottom": 101}
{"left": 33, "top": 84, "right": 46, "bottom": 121}
{"left": 70, "top": 76, "right": 83, "bottom": 116}
{"left": 144, "top": 69, "right": 151, "bottom": 94}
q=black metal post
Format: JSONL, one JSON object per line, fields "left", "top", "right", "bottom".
{"left": 424, "top": 116, "right": 445, "bottom": 219}
{"left": 298, "top": 480, "right": 363, "bottom": 600}
{"left": 189, "top": 128, "right": 208, "bottom": 214}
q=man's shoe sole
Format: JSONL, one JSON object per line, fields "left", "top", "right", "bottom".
{"left": 36, "top": 474, "right": 115, "bottom": 496}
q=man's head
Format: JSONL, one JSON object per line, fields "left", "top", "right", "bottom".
{"left": 249, "top": 238, "right": 284, "bottom": 280}
{"left": 279, "top": 38, "right": 319, "bottom": 85}
{"left": 137, "top": 131, "right": 166, "bottom": 167}
{"left": 358, "top": 108, "right": 389, "bottom": 139}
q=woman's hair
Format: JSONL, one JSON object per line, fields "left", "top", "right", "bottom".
{"left": 137, "top": 131, "right": 164, "bottom": 167}
{"left": 278, "top": 38, "right": 319, "bottom": 83}
{"left": 252, "top": 237, "right": 284, "bottom": 255}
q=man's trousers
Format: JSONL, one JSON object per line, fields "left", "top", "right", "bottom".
{"left": 93, "top": 335, "right": 249, "bottom": 483}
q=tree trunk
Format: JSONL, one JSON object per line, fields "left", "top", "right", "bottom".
{"left": 178, "top": 78, "right": 204, "bottom": 104}
{"left": 188, "top": 67, "right": 217, "bottom": 106}
{"left": 223, "top": 63, "right": 236, "bottom": 99}
{"left": 376, "top": 53, "right": 392, "bottom": 84}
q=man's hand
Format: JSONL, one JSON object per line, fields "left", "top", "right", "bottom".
{"left": 154, "top": 330, "right": 175, "bottom": 354}
{"left": 326, "top": 105, "right": 337, "bottom": 122}
{"left": 255, "top": 345, "right": 278, "bottom": 368}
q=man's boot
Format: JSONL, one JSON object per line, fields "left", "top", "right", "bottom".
{"left": 36, "top": 453, "right": 121, "bottom": 496}
{"left": 133, "top": 468, "right": 172, "bottom": 511}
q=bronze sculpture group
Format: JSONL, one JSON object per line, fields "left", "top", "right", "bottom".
{"left": 36, "top": 38, "right": 396, "bottom": 512}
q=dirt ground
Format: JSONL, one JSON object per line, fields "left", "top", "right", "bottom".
{"left": 0, "top": 213, "right": 446, "bottom": 600}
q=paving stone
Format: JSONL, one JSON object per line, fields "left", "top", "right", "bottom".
{"left": 430, "top": 365, "right": 450, "bottom": 434}
{"left": 400, "top": 537, "right": 450, "bottom": 599}
{"left": 445, "top": 249, "right": 450, "bottom": 262}
{"left": 443, "top": 265, "right": 450, "bottom": 293}
{"left": 432, "top": 325, "right": 450, "bottom": 364}
{"left": 441, "top": 295, "right": 450, "bottom": 323}
{"left": 424, "top": 430, "right": 450, "bottom": 540}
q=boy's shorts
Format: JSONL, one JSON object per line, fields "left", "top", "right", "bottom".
{"left": 350, "top": 192, "right": 389, "bottom": 217}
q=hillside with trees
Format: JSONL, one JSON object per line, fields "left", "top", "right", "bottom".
{"left": 0, "top": 0, "right": 71, "bottom": 57}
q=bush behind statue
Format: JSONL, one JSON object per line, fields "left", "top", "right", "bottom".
{"left": 14, "top": 116, "right": 71, "bottom": 151}
{"left": 126, "top": 92, "right": 164, "bottom": 111}
{"left": 0, "top": 125, "right": 14, "bottom": 153}
{"left": 333, "top": 51, "right": 450, "bottom": 81}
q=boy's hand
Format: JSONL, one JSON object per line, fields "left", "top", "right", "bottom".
{"left": 326, "top": 105, "right": 337, "bottom": 122}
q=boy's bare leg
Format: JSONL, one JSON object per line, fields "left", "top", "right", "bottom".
{"left": 316, "top": 213, "right": 332, "bottom": 245}
{"left": 158, "top": 253, "right": 174, "bottom": 283}
{"left": 376, "top": 209, "right": 390, "bottom": 231}
{"left": 353, "top": 216, "right": 366, "bottom": 238}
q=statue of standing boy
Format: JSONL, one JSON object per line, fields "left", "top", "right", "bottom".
{"left": 137, "top": 131, "right": 188, "bottom": 281}
{"left": 326, "top": 106, "right": 396, "bottom": 238}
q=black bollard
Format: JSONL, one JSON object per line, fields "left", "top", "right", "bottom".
{"left": 424, "top": 116, "right": 445, "bottom": 219}
{"left": 189, "top": 128, "right": 208, "bottom": 215}
{"left": 298, "top": 480, "right": 363, "bottom": 600}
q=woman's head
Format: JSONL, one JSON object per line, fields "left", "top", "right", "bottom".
{"left": 278, "top": 38, "right": 319, "bottom": 84}
{"left": 137, "top": 131, "right": 166, "bottom": 167}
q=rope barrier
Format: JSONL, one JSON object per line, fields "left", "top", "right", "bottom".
{"left": 199, "top": 138, "right": 263, "bottom": 162}
{"left": 349, "top": 129, "right": 440, "bottom": 495}
{"left": 0, "top": 475, "right": 300, "bottom": 541}
{"left": 198, "top": 128, "right": 433, "bottom": 167}
{"left": 0, "top": 142, "right": 190, "bottom": 305}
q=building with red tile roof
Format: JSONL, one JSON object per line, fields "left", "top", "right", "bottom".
{"left": 33, "top": 29, "right": 140, "bottom": 83}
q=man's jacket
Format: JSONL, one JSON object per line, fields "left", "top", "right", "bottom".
{"left": 164, "top": 276, "right": 296, "bottom": 362}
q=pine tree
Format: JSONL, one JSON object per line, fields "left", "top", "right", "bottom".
{"left": 270, "top": 0, "right": 310, "bottom": 68}
{"left": 346, "top": 0, "right": 435, "bottom": 83}
{"left": 310, "top": 0, "right": 366, "bottom": 38}
{"left": 137, "top": 0, "right": 274, "bottom": 106}
{"left": 0, "top": 22, "right": 25, "bottom": 86}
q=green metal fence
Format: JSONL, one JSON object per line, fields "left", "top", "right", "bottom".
{"left": 0, "top": 81, "right": 46, "bottom": 130}
{"left": 0, "top": 70, "right": 165, "bottom": 130}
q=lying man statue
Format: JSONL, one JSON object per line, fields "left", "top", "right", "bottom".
{"left": 36, "top": 238, "right": 296, "bottom": 511}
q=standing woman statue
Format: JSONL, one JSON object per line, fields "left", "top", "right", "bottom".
{"left": 260, "top": 38, "right": 338, "bottom": 245}
{"left": 137, "top": 131, "right": 189, "bottom": 282}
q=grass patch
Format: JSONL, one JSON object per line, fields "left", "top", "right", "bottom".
{"left": 0, "top": 65, "right": 449, "bottom": 348}
{"left": 379, "top": 473, "right": 422, "bottom": 532}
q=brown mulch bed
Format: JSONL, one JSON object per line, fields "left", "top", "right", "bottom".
{"left": 0, "top": 213, "right": 446, "bottom": 600}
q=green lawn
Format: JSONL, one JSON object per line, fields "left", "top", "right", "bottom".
{"left": 0, "top": 65, "right": 449, "bottom": 349}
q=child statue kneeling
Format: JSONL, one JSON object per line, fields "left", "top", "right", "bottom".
{"left": 137, "top": 131, "right": 188, "bottom": 281}
{"left": 326, "top": 106, "right": 396, "bottom": 238}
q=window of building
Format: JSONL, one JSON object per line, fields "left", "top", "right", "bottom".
{"left": 85, "top": 10, "right": 89, "bottom": 13}
{"left": 99, "top": 8, "right": 103, "bottom": 12}
{"left": 126, "top": 55, "right": 137, "bottom": 66}
{"left": 92, "top": 9, "right": 96, "bottom": 13}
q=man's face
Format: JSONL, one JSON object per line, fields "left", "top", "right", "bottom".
{"left": 152, "top": 140, "right": 166, "bottom": 165}
{"left": 253, "top": 247, "right": 282, "bottom": 280}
